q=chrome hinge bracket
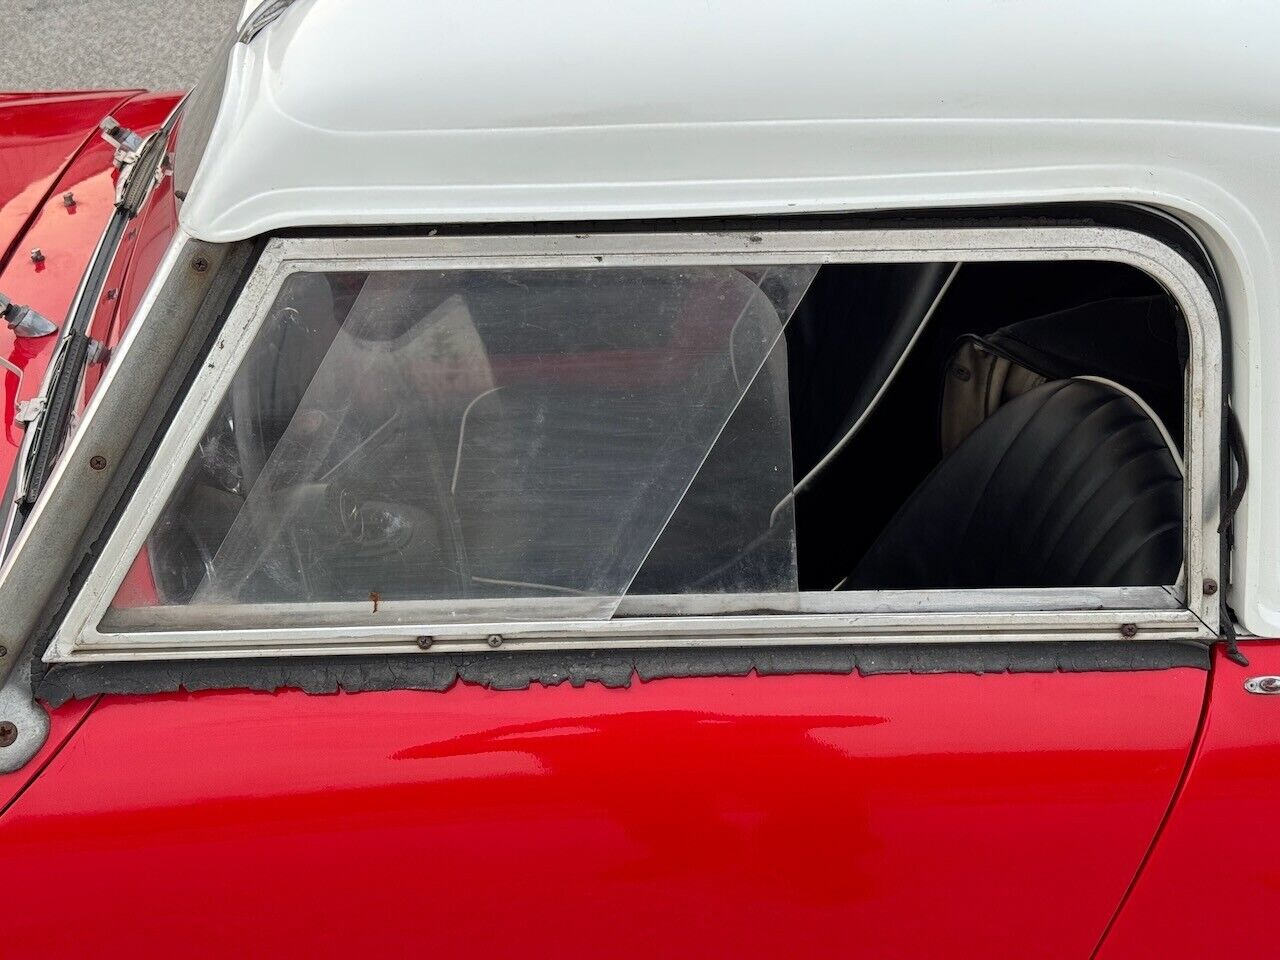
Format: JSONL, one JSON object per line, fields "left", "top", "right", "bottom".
{"left": 13, "top": 397, "right": 46, "bottom": 425}
{"left": 86, "top": 338, "right": 109, "bottom": 367}
{"left": 99, "top": 115, "right": 164, "bottom": 208}
{"left": 0, "top": 659, "right": 49, "bottom": 774}
{"left": 99, "top": 115, "right": 145, "bottom": 169}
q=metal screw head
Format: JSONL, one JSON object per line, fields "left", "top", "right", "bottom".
{"left": 89, "top": 455, "right": 107, "bottom": 471}
{"left": 29, "top": 248, "right": 44, "bottom": 263}
{"left": 487, "top": 634, "right": 503, "bottom": 648}
{"left": 191, "top": 255, "right": 209, "bottom": 273}
{"left": 0, "top": 722, "right": 17, "bottom": 748}
{"left": 1203, "top": 578, "right": 1219, "bottom": 596}
{"left": 62, "top": 192, "right": 76, "bottom": 207}
{"left": 416, "top": 635, "right": 434, "bottom": 650}
{"left": 1120, "top": 623, "right": 1139, "bottom": 638}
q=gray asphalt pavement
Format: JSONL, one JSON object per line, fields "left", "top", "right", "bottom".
{"left": 1, "top": 0, "right": 243, "bottom": 90}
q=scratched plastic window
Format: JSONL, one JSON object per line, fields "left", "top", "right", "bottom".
{"left": 106, "top": 265, "right": 816, "bottom": 623}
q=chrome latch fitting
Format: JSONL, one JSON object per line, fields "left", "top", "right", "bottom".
{"left": 1243, "top": 676, "right": 1280, "bottom": 695}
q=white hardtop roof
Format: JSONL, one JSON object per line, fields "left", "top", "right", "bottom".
{"left": 181, "top": 0, "right": 1280, "bottom": 242}
{"left": 183, "top": 0, "right": 1280, "bottom": 641}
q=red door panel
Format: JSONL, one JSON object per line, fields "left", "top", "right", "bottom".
{"left": 1097, "top": 642, "right": 1280, "bottom": 958}
{"left": 0, "top": 92, "right": 179, "bottom": 481}
{"left": 0, "top": 698, "right": 97, "bottom": 813}
{"left": 0, "top": 90, "right": 138, "bottom": 268}
{"left": 1, "top": 668, "right": 1204, "bottom": 958}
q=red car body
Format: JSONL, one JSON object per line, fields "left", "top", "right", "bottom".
{"left": 0, "top": 92, "right": 1275, "bottom": 960}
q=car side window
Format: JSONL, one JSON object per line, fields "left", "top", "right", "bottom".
{"left": 50, "top": 228, "right": 1219, "bottom": 660}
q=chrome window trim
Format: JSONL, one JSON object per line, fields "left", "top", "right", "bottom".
{"left": 47, "top": 226, "right": 1222, "bottom": 663}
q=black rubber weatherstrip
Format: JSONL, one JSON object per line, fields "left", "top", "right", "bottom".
{"left": 33, "top": 641, "right": 1209, "bottom": 707}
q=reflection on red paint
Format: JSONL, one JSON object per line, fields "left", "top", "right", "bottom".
{"left": 0, "top": 695, "right": 97, "bottom": 815}
{"left": 0, "top": 668, "right": 1205, "bottom": 958}
{"left": 1098, "top": 642, "right": 1280, "bottom": 958}
{"left": 3, "top": 336, "right": 43, "bottom": 447}
{"left": 0, "top": 90, "right": 138, "bottom": 266}
{"left": 0, "top": 92, "right": 180, "bottom": 487}
{"left": 112, "top": 546, "right": 158, "bottom": 608}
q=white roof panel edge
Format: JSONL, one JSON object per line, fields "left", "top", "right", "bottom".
{"left": 182, "top": 0, "right": 1280, "bottom": 242}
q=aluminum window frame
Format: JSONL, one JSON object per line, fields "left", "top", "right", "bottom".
{"left": 47, "top": 226, "right": 1223, "bottom": 663}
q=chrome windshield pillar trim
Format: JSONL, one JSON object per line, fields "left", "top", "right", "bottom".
{"left": 0, "top": 231, "right": 249, "bottom": 687}
{"left": 38, "top": 224, "right": 1221, "bottom": 665}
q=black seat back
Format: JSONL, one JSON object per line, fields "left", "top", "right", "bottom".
{"left": 847, "top": 378, "right": 1182, "bottom": 589}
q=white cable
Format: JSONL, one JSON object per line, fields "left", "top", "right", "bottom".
{"left": 1072, "top": 376, "right": 1184, "bottom": 476}
{"left": 451, "top": 385, "right": 503, "bottom": 494}
{"left": 1072, "top": 375, "right": 1186, "bottom": 588}
{"left": 769, "top": 262, "right": 962, "bottom": 527}
{"left": 470, "top": 575, "right": 587, "bottom": 596}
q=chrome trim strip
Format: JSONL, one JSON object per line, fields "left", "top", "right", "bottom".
{"left": 46, "top": 225, "right": 1222, "bottom": 663}
{"left": 98, "top": 585, "right": 1183, "bottom": 633}
{"left": 70, "top": 609, "right": 1211, "bottom": 663}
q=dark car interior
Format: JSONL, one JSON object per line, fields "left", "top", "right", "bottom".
{"left": 783, "top": 260, "right": 1185, "bottom": 591}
